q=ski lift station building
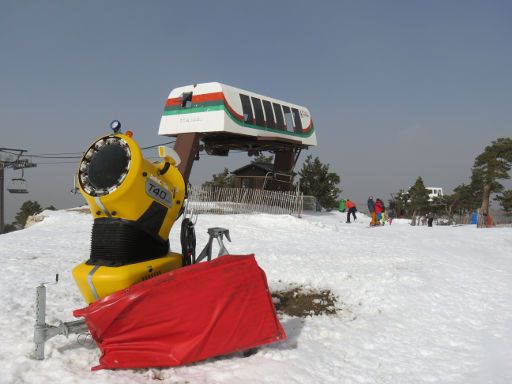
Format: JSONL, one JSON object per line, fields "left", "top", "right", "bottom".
{"left": 158, "top": 82, "right": 316, "bottom": 184}
{"left": 159, "top": 82, "right": 316, "bottom": 148}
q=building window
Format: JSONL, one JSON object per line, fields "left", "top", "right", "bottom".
{"left": 251, "top": 97, "right": 265, "bottom": 127}
{"left": 283, "top": 106, "right": 294, "bottom": 132}
{"left": 292, "top": 108, "right": 302, "bottom": 132}
{"left": 263, "top": 100, "right": 275, "bottom": 128}
{"left": 273, "top": 103, "right": 285, "bottom": 130}
{"left": 240, "top": 94, "right": 253, "bottom": 123}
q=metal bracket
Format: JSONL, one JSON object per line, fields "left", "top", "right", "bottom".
{"left": 33, "top": 277, "right": 89, "bottom": 360}
{"left": 195, "top": 227, "right": 231, "bottom": 263}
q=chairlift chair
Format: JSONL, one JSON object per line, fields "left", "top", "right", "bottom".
{"left": 8, "top": 178, "right": 29, "bottom": 194}
{"left": 8, "top": 168, "right": 29, "bottom": 194}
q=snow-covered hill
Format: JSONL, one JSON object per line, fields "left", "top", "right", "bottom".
{"left": 0, "top": 209, "right": 511, "bottom": 384}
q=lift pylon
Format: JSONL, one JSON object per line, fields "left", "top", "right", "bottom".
{"left": 0, "top": 148, "right": 37, "bottom": 233}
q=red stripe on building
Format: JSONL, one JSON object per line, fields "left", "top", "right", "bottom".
{"left": 193, "top": 92, "right": 224, "bottom": 103}
{"left": 222, "top": 95, "right": 245, "bottom": 121}
{"left": 165, "top": 97, "right": 182, "bottom": 107}
{"left": 165, "top": 92, "right": 225, "bottom": 107}
{"left": 302, "top": 119, "right": 313, "bottom": 132}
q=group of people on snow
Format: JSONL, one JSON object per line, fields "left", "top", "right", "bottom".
{"left": 419, "top": 212, "right": 435, "bottom": 227}
{"left": 339, "top": 196, "right": 439, "bottom": 227}
{"left": 367, "top": 196, "right": 389, "bottom": 226}
{"left": 339, "top": 196, "right": 393, "bottom": 226}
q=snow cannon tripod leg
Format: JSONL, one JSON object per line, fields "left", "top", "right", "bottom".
{"left": 195, "top": 227, "right": 231, "bottom": 263}
{"left": 33, "top": 281, "right": 89, "bottom": 360}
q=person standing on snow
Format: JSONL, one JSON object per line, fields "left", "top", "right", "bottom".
{"left": 345, "top": 199, "right": 357, "bottom": 223}
{"left": 427, "top": 212, "right": 434, "bottom": 227}
{"left": 375, "top": 198, "right": 383, "bottom": 225}
{"left": 379, "top": 199, "right": 386, "bottom": 225}
{"left": 367, "top": 196, "right": 377, "bottom": 226}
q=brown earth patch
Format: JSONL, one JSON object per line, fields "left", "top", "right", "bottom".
{"left": 66, "top": 207, "right": 90, "bottom": 214}
{"left": 272, "top": 286, "right": 338, "bottom": 317}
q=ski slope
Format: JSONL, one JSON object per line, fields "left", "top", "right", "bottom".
{"left": 0, "top": 209, "right": 511, "bottom": 384}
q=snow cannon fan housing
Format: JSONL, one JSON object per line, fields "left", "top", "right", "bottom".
{"left": 72, "top": 132, "right": 186, "bottom": 304}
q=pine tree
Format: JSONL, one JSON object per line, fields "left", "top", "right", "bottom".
{"left": 14, "top": 200, "right": 42, "bottom": 228}
{"left": 437, "top": 182, "right": 482, "bottom": 221}
{"left": 389, "top": 189, "right": 410, "bottom": 218}
{"left": 298, "top": 155, "right": 341, "bottom": 209}
{"left": 495, "top": 190, "right": 512, "bottom": 215}
{"left": 250, "top": 154, "right": 273, "bottom": 165}
{"left": 472, "top": 138, "right": 512, "bottom": 227}
{"left": 3, "top": 223, "right": 18, "bottom": 233}
{"left": 201, "top": 168, "right": 234, "bottom": 188}
{"left": 408, "top": 177, "right": 429, "bottom": 225}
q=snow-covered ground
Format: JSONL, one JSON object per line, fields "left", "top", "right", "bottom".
{"left": 0, "top": 209, "right": 511, "bottom": 384}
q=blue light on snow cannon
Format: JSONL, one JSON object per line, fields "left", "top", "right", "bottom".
{"left": 110, "top": 120, "right": 122, "bottom": 133}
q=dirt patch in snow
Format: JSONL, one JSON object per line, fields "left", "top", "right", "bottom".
{"left": 272, "top": 286, "right": 337, "bottom": 317}
{"left": 66, "top": 207, "right": 90, "bottom": 214}
{"left": 24, "top": 214, "right": 47, "bottom": 228}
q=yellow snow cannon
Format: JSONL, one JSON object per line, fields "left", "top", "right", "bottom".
{"left": 72, "top": 123, "right": 185, "bottom": 304}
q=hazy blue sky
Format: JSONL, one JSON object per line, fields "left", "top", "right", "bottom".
{"left": 1, "top": 0, "right": 511, "bottom": 221}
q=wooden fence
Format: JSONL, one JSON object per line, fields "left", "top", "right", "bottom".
{"left": 185, "top": 186, "right": 304, "bottom": 216}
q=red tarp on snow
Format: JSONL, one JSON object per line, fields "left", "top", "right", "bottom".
{"left": 73, "top": 254, "right": 286, "bottom": 370}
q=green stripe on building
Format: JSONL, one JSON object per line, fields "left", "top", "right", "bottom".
{"left": 164, "top": 100, "right": 223, "bottom": 112}
{"left": 163, "top": 104, "right": 224, "bottom": 115}
{"left": 162, "top": 104, "right": 315, "bottom": 138}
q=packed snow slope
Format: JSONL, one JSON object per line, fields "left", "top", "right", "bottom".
{"left": 0, "top": 209, "right": 511, "bottom": 384}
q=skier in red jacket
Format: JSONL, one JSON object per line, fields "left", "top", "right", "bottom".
{"left": 345, "top": 199, "right": 357, "bottom": 223}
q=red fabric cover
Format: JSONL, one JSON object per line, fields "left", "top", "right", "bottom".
{"left": 73, "top": 254, "right": 286, "bottom": 370}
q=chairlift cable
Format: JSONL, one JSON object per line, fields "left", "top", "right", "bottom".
{"left": 35, "top": 161, "right": 81, "bottom": 165}
{"left": 28, "top": 151, "right": 83, "bottom": 156}
{"left": 26, "top": 155, "right": 83, "bottom": 159}
{"left": 1, "top": 141, "right": 177, "bottom": 160}
{"left": 140, "top": 141, "right": 176, "bottom": 150}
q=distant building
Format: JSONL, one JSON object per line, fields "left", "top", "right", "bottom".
{"left": 231, "top": 163, "right": 295, "bottom": 191}
{"left": 426, "top": 187, "right": 443, "bottom": 201}
{"left": 406, "top": 186, "right": 444, "bottom": 203}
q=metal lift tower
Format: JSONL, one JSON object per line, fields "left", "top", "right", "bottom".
{"left": 0, "top": 148, "right": 37, "bottom": 233}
